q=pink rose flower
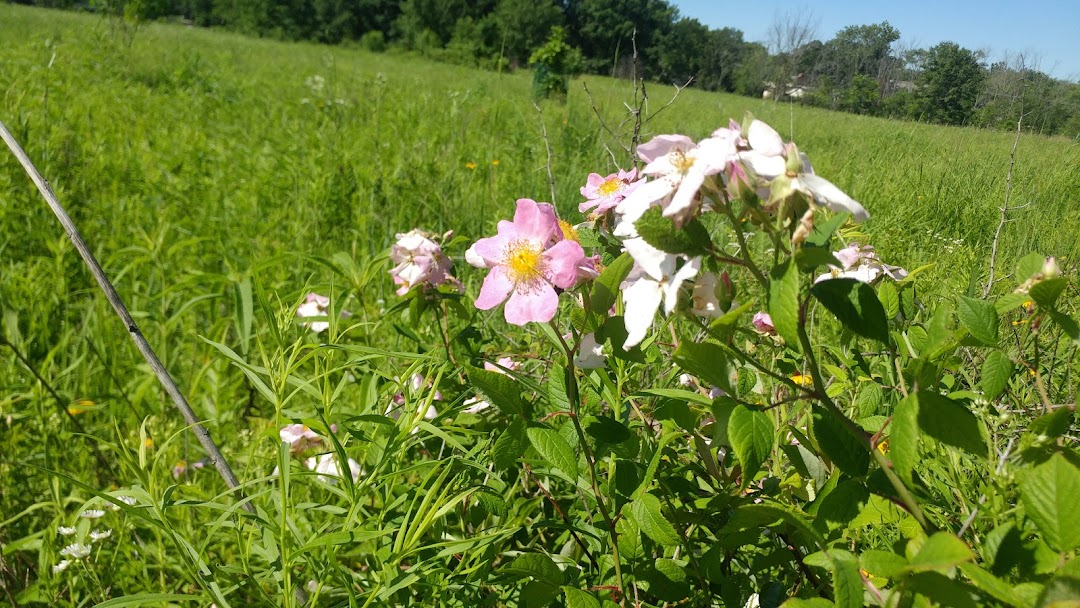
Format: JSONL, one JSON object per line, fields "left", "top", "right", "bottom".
{"left": 579, "top": 168, "right": 642, "bottom": 214}
{"left": 388, "top": 230, "right": 462, "bottom": 296}
{"left": 752, "top": 311, "right": 775, "bottom": 335}
{"left": 466, "top": 199, "right": 588, "bottom": 325}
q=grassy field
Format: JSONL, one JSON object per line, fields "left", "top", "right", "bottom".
{"left": 1, "top": 4, "right": 1078, "bottom": 606}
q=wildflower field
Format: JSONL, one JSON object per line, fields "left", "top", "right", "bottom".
{"left": 1, "top": 4, "right": 1079, "bottom": 607}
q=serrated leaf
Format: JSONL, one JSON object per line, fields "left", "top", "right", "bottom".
{"left": 1023, "top": 278, "right": 1067, "bottom": 308}
{"left": 905, "top": 532, "right": 974, "bottom": 572}
{"left": 634, "top": 207, "right": 712, "bottom": 255}
{"left": 616, "top": 515, "right": 644, "bottom": 559}
{"left": 890, "top": 394, "right": 919, "bottom": 486}
{"left": 467, "top": 366, "right": 525, "bottom": 418}
{"left": 958, "top": 563, "right": 1024, "bottom": 606}
{"left": 562, "top": 587, "right": 601, "bottom": 608}
{"left": 527, "top": 426, "right": 579, "bottom": 481}
{"left": 709, "top": 298, "right": 754, "bottom": 332}
{"left": 980, "top": 351, "right": 1013, "bottom": 401}
{"left": 628, "top": 493, "right": 680, "bottom": 546}
{"left": 813, "top": 480, "right": 869, "bottom": 535}
{"left": 830, "top": 549, "right": 863, "bottom": 608}
{"left": 504, "top": 553, "right": 564, "bottom": 586}
{"left": 769, "top": 259, "right": 801, "bottom": 351}
{"left": 916, "top": 391, "right": 986, "bottom": 456}
{"left": 1019, "top": 453, "right": 1080, "bottom": 552}
{"left": 957, "top": 296, "right": 999, "bottom": 345}
{"left": 995, "top": 292, "right": 1031, "bottom": 314}
{"left": 1029, "top": 408, "right": 1073, "bottom": 439}
{"left": 493, "top": 417, "right": 529, "bottom": 469}
{"left": 729, "top": 405, "right": 774, "bottom": 489}
{"left": 923, "top": 304, "right": 954, "bottom": 359}
{"left": 906, "top": 571, "right": 979, "bottom": 608}
{"left": 672, "top": 340, "right": 734, "bottom": 395}
{"left": 521, "top": 580, "right": 560, "bottom": 608}
{"left": 1016, "top": 252, "right": 1046, "bottom": 282}
{"left": 474, "top": 488, "right": 508, "bottom": 517}
{"left": 590, "top": 253, "right": 633, "bottom": 316}
{"left": 811, "top": 407, "right": 870, "bottom": 476}
{"left": 811, "top": 278, "right": 890, "bottom": 344}
{"left": 722, "top": 503, "right": 824, "bottom": 547}
{"left": 879, "top": 280, "right": 900, "bottom": 320}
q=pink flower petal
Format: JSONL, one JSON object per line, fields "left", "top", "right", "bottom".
{"left": 475, "top": 266, "right": 514, "bottom": 310}
{"left": 543, "top": 240, "right": 587, "bottom": 289}
{"left": 637, "top": 134, "right": 695, "bottom": 163}
{"left": 468, "top": 234, "right": 511, "bottom": 268}
{"left": 511, "top": 199, "right": 557, "bottom": 244}
{"left": 504, "top": 282, "right": 559, "bottom": 325}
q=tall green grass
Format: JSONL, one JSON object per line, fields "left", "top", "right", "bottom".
{"left": 0, "top": 4, "right": 1077, "bottom": 604}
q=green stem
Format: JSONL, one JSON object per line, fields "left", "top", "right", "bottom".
{"left": 548, "top": 320, "right": 626, "bottom": 604}
{"left": 794, "top": 301, "right": 933, "bottom": 533}
{"left": 718, "top": 199, "right": 769, "bottom": 290}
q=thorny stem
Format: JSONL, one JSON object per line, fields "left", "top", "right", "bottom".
{"left": 795, "top": 301, "right": 933, "bottom": 533}
{"left": 547, "top": 320, "right": 627, "bottom": 604}
{"left": 0, "top": 119, "right": 254, "bottom": 514}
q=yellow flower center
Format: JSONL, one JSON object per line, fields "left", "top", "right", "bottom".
{"left": 790, "top": 373, "right": 814, "bottom": 387}
{"left": 504, "top": 240, "right": 545, "bottom": 287}
{"left": 670, "top": 149, "right": 696, "bottom": 173}
{"left": 598, "top": 178, "right": 624, "bottom": 197}
{"left": 558, "top": 220, "right": 579, "bottom": 242}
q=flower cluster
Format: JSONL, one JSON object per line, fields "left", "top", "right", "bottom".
{"left": 296, "top": 292, "right": 351, "bottom": 334}
{"left": 388, "top": 230, "right": 462, "bottom": 295}
{"left": 274, "top": 423, "right": 361, "bottom": 485}
{"left": 815, "top": 242, "right": 908, "bottom": 284}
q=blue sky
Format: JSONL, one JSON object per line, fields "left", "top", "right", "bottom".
{"left": 672, "top": 0, "right": 1080, "bottom": 81}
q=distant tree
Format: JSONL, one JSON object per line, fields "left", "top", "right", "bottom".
{"left": 698, "top": 27, "right": 750, "bottom": 92}
{"left": 491, "top": 0, "right": 564, "bottom": 69}
{"left": 564, "top": 0, "right": 677, "bottom": 78}
{"left": 916, "top": 42, "right": 986, "bottom": 125}
{"left": 652, "top": 17, "right": 709, "bottom": 85}
{"left": 842, "top": 74, "right": 878, "bottom": 114}
{"left": 765, "top": 8, "right": 817, "bottom": 97}
{"left": 732, "top": 42, "right": 769, "bottom": 97}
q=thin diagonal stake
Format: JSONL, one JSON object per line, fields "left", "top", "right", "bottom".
{"left": 0, "top": 119, "right": 254, "bottom": 514}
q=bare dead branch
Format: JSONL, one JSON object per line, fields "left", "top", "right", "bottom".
{"left": 532, "top": 102, "right": 558, "bottom": 205}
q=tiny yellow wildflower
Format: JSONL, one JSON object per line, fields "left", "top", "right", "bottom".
{"left": 790, "top": 373, "right": 814, "bottom": 387}
{"left": 876, "top": 439, "right": 889, "bottom": 455}
{"left": 465, "top": 162, "right": 477, "bottom": 170}
{"left": 144, "top": 437, "right": 154, "bottom": 449}
{"left": 67, "top": 399, "right": 95, "bottom": 416}
{"left": 491, "top": 159, "right": 500, "bottom": 166}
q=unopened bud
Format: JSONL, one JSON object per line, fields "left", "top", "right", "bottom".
{"left": 1042, "top": 257, "right": 1060, "bottom": 279}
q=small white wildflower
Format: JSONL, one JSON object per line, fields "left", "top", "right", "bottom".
{"left": 60, "top": 543, "right": 91, "bottom": 559}
{"left": 52, "top": 560, "right": 71, "bottom": 574}
{"left": 117, "top": 496, "right": 136, "bottom": 507}
{"left": 80, "top": 509, "right": 105, "bottom": 519}
{"left": 57, "top": 526, "right": 77, "bottom": 536}
{"left": 89, "top": 529, "right": 112, "bottom": 542}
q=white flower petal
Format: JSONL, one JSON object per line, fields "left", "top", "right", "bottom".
{"left": 622, "top": 277, "right": 664, "bottom": 349}
{"left": 574, "top": 333, "right": 607, "bottom": 369}
{"left": 747, "top": 120, "right": 785, "bottom": 157}
{"left": 622, "top": 238, "right": 676, "bottom": 282}
{"left": 796, "top": 174, "right": 870, "bottom": 222}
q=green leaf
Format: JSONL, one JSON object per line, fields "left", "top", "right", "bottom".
{"left": 923, "top": 304, "right": 954, "bottom": 359}
{"left": 584, "top": 416, "right": 633, "bottom": 444}
{"left": 722, "top": 503, "right": 824, "bottom": 547}
{"left": 628, "top": 493, "right": 681, "bottom": 547}
{"left": 492, "top": 417, "right": 530, "bottom": 469}
{"left": 957, "top": 296, "right": 999, "bottom": 345}
{"left": 503, "top": 553, "right": 564, "bottom": 586}
{"left": 811, "top": 407, "right": 870, "bottom": 476}
{"left": 830, "top": 549, "right": 863, "bottom": 608}
{"left": 1029, "top": 408, "right": 1074, "bottom": 439}
{"left": 1030, "top": 278, "right": 1069, "bottom": 309}
{"left": 728, "top": 405, "right": 774, "bottom": 489}
{"left": 94, "top": 595, "right": 203, "bottom": 607}
{"left": 634, "top": 207, "right": 712, "bottom": 255}
{"left": 813, "top": 480, "right": 869, "bottom": 535}
{"left": 879, "top": 280, "right": 900, "bottom": 320}
{"left": 590, "top": 253, "right": 633, "bottom": 316}
{"left": 811, "top": 278, "right": 890, "bottom": 344}
{"left": 890, "top": 394, "right": 919, "bottom": 486}
{"left": 521, "top": 580, "right": 560, "bottom": 608}
{"left": 1036, "top": 575, "right": 1080, "bottom": 607}
{"left": 1016, "top": 252, "right": 1046, "bottom": 282}
{"left": 958, "top": 563, "right": 1025, "bottom": 607}
{"left": 1049, "top": 311, "right": 1080, "bottom": 345}
{"left": 616, "top": 516, "right": 644, "bottom": 559}
{"left": 709, "top": 298, "right": 754, "bottom": 332}
{"left": 916, "top": 391, "right": 987, "bottom": 456}
{"left": 672, "top": 340, "right": 734, "bottom": 395}
{"left": 906, "top": 571, "right": 979, "bottom": 608}
{"left": 806, "top": 211, "right": 850, "bottom": 247}
{"left": 562, "top": 587, "right": 601, "bottom": 608}
{"left": 527, "top": 426, "right": 579, "bottom": 481}
{"left": 467, "top": 366, "right": 525, "bottom": 418}
{"left": 995, "top": 292, "right": 1031, "bottom": 314}
{"left": 645, "top": 558, "right": 691, "bottom": 601}
{"left": 795, "top": 245, "right": 840, "bottom": 271}
{"left": 906, "top": 532, "right": 974, "bottom": 572}
{"left": 980, "top": 350, "right": 1014, "bottom": 401}
{"left": 769, "top": 259, "right": 801, "bottom": 351}
{"left": 1019, "top": 453, "right": 1080, "bottom": 552}
{"left": 861, "top": 550, "right": 908, "bottom": 578}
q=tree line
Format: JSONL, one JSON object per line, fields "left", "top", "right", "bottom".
{"left": 13, "top": 0, "right": 1080, "bottom": 137}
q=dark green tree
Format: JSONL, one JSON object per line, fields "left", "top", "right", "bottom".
{"left": 916, "top": 42, "right": 986, "bottom": 125}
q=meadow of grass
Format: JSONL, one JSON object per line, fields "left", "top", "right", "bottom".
{"left": 1, "top": 4, "right": 1078, "bottom": 606}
